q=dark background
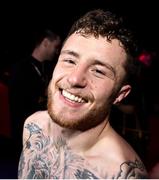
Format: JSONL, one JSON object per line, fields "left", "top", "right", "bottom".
{"left": 0, "top": 0, "right": 159, "bottom": 178}
{"left": 1, "top": 0, "right": 159, "bottom": 60}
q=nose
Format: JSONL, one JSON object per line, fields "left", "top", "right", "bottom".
{"left": 67, "top": 66, "right": 87, "bottom": 88}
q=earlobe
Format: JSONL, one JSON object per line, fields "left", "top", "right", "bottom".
{"left": 113, "top": 85, "right": 131, "bottom": 104}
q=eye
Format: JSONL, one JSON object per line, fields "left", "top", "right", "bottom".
{"left": 63, "top": 59, "right": 76, "bottom": 65}
{"left": 94, "top": 69, "right": 105, "bottom": 75}
{"left": 92, "top": 68, "right": 105, "bottom": 76}
{"left": 91, "top": 67, "right": 115, "bottom": 80}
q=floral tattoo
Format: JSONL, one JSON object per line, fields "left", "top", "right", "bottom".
{"left": 18, "top": 123, "right": 147, "bottom": 179}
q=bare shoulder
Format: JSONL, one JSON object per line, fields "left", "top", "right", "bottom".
{"left": 23, "top": 110, "right": 52, "bottom": 131}
{"left": 97, "top": 127, "right": 148, "bottom": 178}
{"left": 22, "top": 110, "right": 52, "bottom": 143}
{"left": 24, "top": 110, "right": 51, "bottom": 126}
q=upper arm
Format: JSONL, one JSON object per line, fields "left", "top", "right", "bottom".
{"left": 22, "top": 112, "right": 44, "bottom": 147}
{"left": 114, "top": 158, "right": 148, "bottom": 179}
{"left": 22, "top": 119, "right": 30, "bottom": 147}
{"left": 18, "top": 113, "right": 44, "bottom": 178}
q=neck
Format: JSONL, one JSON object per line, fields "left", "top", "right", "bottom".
{"left": 32, "top": 48, "right": 45, "bottom": 62}
{"left": 53, "top": 119, "right": 110, "bottom": 154}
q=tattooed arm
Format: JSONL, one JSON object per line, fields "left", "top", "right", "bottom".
{"left": 18, "top": 111, "right": 51, "bottom": 178}
{"left": 114, "top": 159, "right": 148, "bottom": 179}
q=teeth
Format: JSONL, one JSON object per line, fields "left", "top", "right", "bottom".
{"left": 62, "top": 90, "right": 85, "bottom": 103}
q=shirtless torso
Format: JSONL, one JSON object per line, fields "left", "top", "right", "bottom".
{"left": 18, "top": 111, "right": 148, "bottom": 179}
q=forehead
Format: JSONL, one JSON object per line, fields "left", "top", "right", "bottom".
{"left": 62, "top": 33, "right": 127, "bottom": 67}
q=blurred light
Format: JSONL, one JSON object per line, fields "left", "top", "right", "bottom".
{"left": 138, "top": 52, "right": 152, "bottom": 66}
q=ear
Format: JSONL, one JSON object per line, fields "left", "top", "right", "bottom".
{"left": 113, "top": 85, "right": 131, "bottom": 104}
{"left": 42, "top": 38, "right": 49, "bottom": 47}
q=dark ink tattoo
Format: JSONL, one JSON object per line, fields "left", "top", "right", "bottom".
{"left": 115, "top": 159, "right": 148, "bottom": 179}
{"left": 18, "top": 122, "right": 147, "bottom": 179}
{"left": 18, "top": 123, "right": 99, "bottom": 179}
{"left": 75, "top": 169, "right": 98, "bottom": 179}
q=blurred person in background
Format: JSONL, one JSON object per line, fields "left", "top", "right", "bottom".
{"left": 9, "top": 28, "right": 61, "bottom": 159}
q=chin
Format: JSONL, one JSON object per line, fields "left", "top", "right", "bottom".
{"left": 48, "top": 109, "right": 81, "bottom": 130}
{"left": 47, "top": 86, "right": 109, "bottom": 131}
{"left": 48, "top": 105, "right": 105, "bottom": 131}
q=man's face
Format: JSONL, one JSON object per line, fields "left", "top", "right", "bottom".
{"left": 48, "top": 33, "right": 130, "bottom": 130}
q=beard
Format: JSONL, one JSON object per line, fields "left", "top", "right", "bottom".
{"left": 47, "top": 83, "right": 118, "bottom": 131}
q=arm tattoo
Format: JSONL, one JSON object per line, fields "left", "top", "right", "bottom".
{"left": 115, "top": 159, "right": 148, "bottom": 179}
{"left": 18, "top": 122, "right": 147, "bottom": 179}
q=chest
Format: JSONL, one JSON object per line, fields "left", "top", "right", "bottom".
{"left": 19, "top": 135, "right": 107, "bottom": 179}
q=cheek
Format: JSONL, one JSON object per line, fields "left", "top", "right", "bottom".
{"left": 96, "top": 90, "right": 108, "bottom": 102}
{"left": 93, "top": 80, "right": 114, "bottom": 99}
{"left": 48, "top": 80, "right": 55, "bottom": 95}
{"left": 52, "top": 65, "right": 64, "bottom": 80}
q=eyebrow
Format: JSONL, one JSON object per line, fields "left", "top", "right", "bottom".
{"left": 93, "top": 59, "right": 116, "bottom": 77}
{"left": 60, "top": 50, "right": 79, "bottom": 58}
{"left": 60, "top": 50, "right": 116, "bottom": 77}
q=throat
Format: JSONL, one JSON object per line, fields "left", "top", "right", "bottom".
{"left": 62, "top": 120, "right": 110, "bottom": 153}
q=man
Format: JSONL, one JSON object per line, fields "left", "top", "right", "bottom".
{"left": 18, "top": 9, "right": 148, "bottom": 178}
{"left": 9, "top": 29, "right": 61, "bottom": 157}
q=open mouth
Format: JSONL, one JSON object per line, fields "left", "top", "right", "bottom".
{"left": 61, "top": 89, "right": 87, "bottom": 103}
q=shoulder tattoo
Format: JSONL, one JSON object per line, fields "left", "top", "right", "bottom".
{"left": 18, "top": 123, "right": 148, "bottom": 179}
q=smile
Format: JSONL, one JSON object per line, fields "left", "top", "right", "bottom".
{"left": 62, "top": 90, "right": 86, "bottom": 103}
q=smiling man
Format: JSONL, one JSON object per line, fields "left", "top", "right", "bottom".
{"left": 18, "top": 9, "right": 148, "bottom": 179}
